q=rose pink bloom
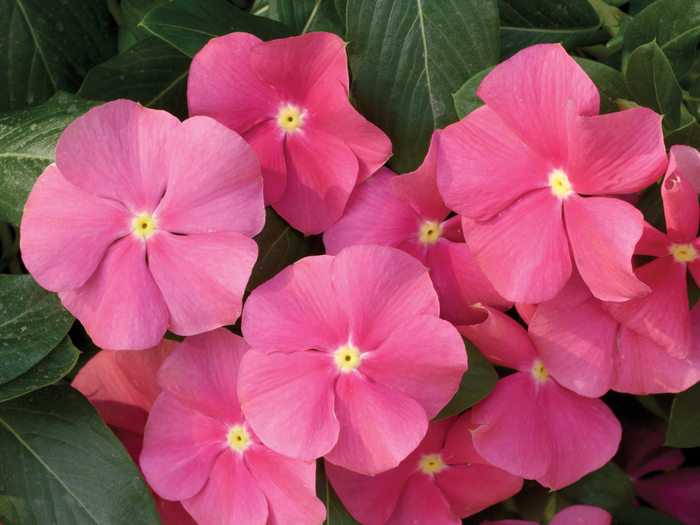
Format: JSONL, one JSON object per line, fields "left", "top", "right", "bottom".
{"left": 140, "top": 329, "right": 326, "bottom": 525}
{"left": 72, "top": 340, "right": 197, "bottom": 525}
{"left": 238, "top": 244, "right": 467, "bottom": 475}
{"left": 188, "top": 31, "right": 392, "bottom": 235}
{"left": 459, "top": 306, "right": 621, "bottom": 490}
{"left": 483, "top": 505, "right": 611, "bottom": 525}
{"left": 324, "top": 130, "right": 511, "bottom": 326}
{"left": 20, "top": 99, "right": 264, "bottom": 350}
{"left": 326, "top": 412, "right": 523, "bottom": 525}
{"left": 437, "top": 43, "right": 667, "bottom": 304}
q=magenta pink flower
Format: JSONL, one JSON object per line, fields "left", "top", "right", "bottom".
{"left": 140, "top": 329, "right": 326, "bottom": 525}
{"left": 483, "top": 505, "right": 612, "bottom": 525}
{"left": 437, "top": 44, "right": 667, "bottom": 304}
{"left": 460, "top": 306, "right": 621, "bottom": 489}
{"left": 188, "top": 31, "right": 392, "bottom": 235}
{"left": 238, "top": 244, "right": 467, "bottom": 475}
{"left": 324, "top": 130, "right": 511, "bottom": 326}
{"left": 20, "top": 100, "right": 264, "bottom": 350}
{"left": 326, "top": 412, "right": 523, "bottom": 525}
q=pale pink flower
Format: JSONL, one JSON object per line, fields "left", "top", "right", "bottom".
{"left": 482, "top": 505, "right": 611, "bottom": 525}
{"left": 437, "top": 44, "right": 667, "bottom": 304}
{"left": 140, "top": 329, "right": 326, "bottom": 525}
{"left": 20, "top": 100, "right": 264, "bottom": 350}
{"left": 238, "top": 244, "right": 467, "bottom": 475}
{"left": 188, "top": 31, "right": 392, "bottom": 235}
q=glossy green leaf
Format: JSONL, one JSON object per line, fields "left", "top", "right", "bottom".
{"left": 347, "top": 0, "right": 499, "bottom": 173}
{"left": 664, "top": 115, "right": 700, "bottom": 150}
{"left": 665, "top": 381, "right": 700, "bottom": 447}
{"left": 0, "top": 274, "right": 74, "bottom": 385}
{"left": 0, "top": 0, "right": 117, "bottom": 111}
{"left": 0, "top": 92, "right": 100, "bottom": 225}
{"left": 316, "top": 459, "right": 360, "bottom": 525}
{"left": 636, "top": 181, "right": 666, "bottom": 233}
{"left": 453, "top": 66, "right": 494, "bottom": 120}
{"left": 558, "top": 462, "right": 635, "bottom": 513}
{"left": 434, "top": 338, "right": 497, "bottom": 420}
{"left": 613, "top": 507, "right": 685, "bottom": 525}
{"left": 141, "top": 0, "right": 294, "bottom": 58}
{"left": 626, "top": 41, "right": 683, "bottom": 130}
{"left": 0, "top": 382, "right": 160, "bottom": 525}
{"left": 77, "top": 36, "right": 191, "bottom": 121}
{"left": 574, "top": 57, "right": 630, "bottom": 114}
{"left": 121, "top": 0, "right": 170, "bottom": 42}
{"left": 0, "top": 335, "right": 79, "bottom": 403}
{"left": 498, "top": 0, "right": 600, "bottom": 61}
{"left": 623, "top": 0, "right": 700, "bottom": 79}
{"left": 685, "top": 75, "right": 700, "bottom": 122}
{"left": 269, "top": 0, "right": 344, "bottom": 36}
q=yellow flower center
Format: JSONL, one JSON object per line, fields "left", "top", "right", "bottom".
{"left": 227, "top": 426, "right": 251, "bottom": 452}
{"left": 420, "top": 454, "right": 445, "bottom": 474}
{"left": 532, "top": 359, "right": 549, "bottom": 382}
{"left": 278, "top": 106, "right": 303, "bottom": 132}
{"left": 335, "top": 345, "right": 361, "bottom": 372}
{"left": 419, "top": 221, "right": 442, "bottom": 244}
{"left": 670, "top": 243, "right": 698, "bottom": 263}
{"left": 549, "top": 169, "right": 573, "bottom": 198}
{"left": 132, "top": 214, "right": 156, "bottom": 238}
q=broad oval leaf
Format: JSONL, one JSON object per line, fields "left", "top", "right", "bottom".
{"left": 559, "top": 461, "right": 636, "bottom": 514}
{"left": 665, "top": 381, "right": 700, "bottom": 447}
{"left": 347, "top": 0, "right": 499, "bottom": 174}
{"left": 268, "top": 0, "right": 345, "bottom": 36}
{"left": 0, "top": 274, "right": 74, "bottom": 385}
{"left": 0, "top": 382, "right": 160, "bottom": 525}
{"left": 664, "top": 116, "right": 700, "bottom": 150}
{"left": 453, "top": 66, "right": 494, "bottom": 120}
{"left": 316, "top": 459, "right": 360, "bottom": 525}
{"left": 613, "top": 507, "right": 685, "bottom": 525}
{"left": 574, "top": 57, "right": 631, "bottom": 115}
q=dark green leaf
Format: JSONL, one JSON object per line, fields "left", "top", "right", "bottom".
{"left": 0, "top": 92, "right": 101, "bottom": 225}
{"left": 0, "top": 275, "right": 74, "bottom": 385}
{"left": 434, "top": 338, "right": 497, "bottom": 420}
{"left": 664, "top": 115, "right": 700, "bottom": 150}
{"left": 574, "top": 57, "right": 630, "bottom": 114}
{"left": 498, "top": 0, "right": 600, "bottom": 61}
{"left": 666, "top": 381, "right": 700, "bottom": 447}
{"left": 347, "top": 0, "right": 499, "bottom": 173}
{"left": 121, "top": 0, "right": 170, "bottom": 42}
{"left": 623, "top": 0, "right": 700, "bottom": 79}
{"left": 0, "top": 382, "right": 160, "bottom": 525}
{"left": 141, "top": 0, "right": 294, "bottom": 58}
{"left": 558, "top": 462, "right": 635, "bottom": 513}
{"left": 635, "top": 393, "right": 674, "bottom": 421}
{"left": 685, "top": 75, "right": 700, "bottom": 122}
{"left": 269, "top": 0, "right": 344, "bottom": 36}
{"left": 0, "top": 335, "right": 79, "bottom": 403}
{"left": 636, "top": 181, "right": 666, "bottom": 234}
{"left": 628, "top": 0, "right": 659, "bottom": 17}
{"left": 626, "top": 41, "right": 683, "bottom": 130}
{"left": 77, "top": 36, "right": 191, "bottom": 121}
{"left": 0, "top": 0, "right": 117, "bottom": 111}
{"left": 335, "top": 0, "right": 347, "bottom": 25}
{"left": 316, "top": 459, "right": 360, "bottom": 525}
{"left": 613, "top": 507, "right": 685, "bottom": 525}
{"left": 453, "top": 66, "right": 494, "bottom": 120}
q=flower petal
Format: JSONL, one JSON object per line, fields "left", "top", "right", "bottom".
{"left": 634, "top": 467, "right": 700, "bottom": 525}
{"left": 669, "top": 144, "right": 700, "bottom": 193}
{"left": 241, "top": 119, "right": 287, "bottom": 205}
{"left": 635, "top": 221, "right": 672, "bottom": 257}
{"left": 440, "top": 412, "right": 491, "bottom": 466}
{"left": 550, "top": 505, "right": 612, "bottom": 525}
{"left": 385, "top": 472, "right": 460, "bottom": 525}
{"left": 662, "top": 169, "right": 700, "bottom": 244}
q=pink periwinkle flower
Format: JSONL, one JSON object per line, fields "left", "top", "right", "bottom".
{"left": 188, "top": 31, "right": 392, "bottom": 235}
{"left": 437, "top": 43, "right": 667, "bottom": 304}
{"left": 140, "top": 329, "right": 326, "bottom": 525}
{"left": 238, "top": 244, "right": 467, "bottom": 475}
{"left": 324, "top": 130, "right": 511, "bottom": 326}
{"left": 20, "top": 99, "right": 265, "bottom": 350}
{"left": 483, "top": 505, "right": 611, "bottom": 525}
{"left": 460, "top": 306, "right": 621, "bottom": 490}
{"left": 326, "top": 412, "right": 523, "bottom": 525}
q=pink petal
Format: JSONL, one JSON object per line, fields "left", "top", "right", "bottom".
{"left": 140, "top": 393, "right": 228, "bottom": 500}
{"left": 476, "top": 44, "right": 599, "bottom": 166}
{"left": 241, "top": 120, "right": 287, "bottom": 205}
{"left": 114, "top": 340, "right": 179, "bottom": 406}
{"left": 360, "top": 315, "right": 467, "bottom": 419}
{"left": 56, "top": 99, "right": 179, "bottom": 214}
{"left": 385, "top": 472, "right": 460, "bottom": 525}
{"left": 413, "top": 417, "right": 455, "bottom": 457}
{"left": 238, "top": 349, "right": 339, "bottom": 461}
{"left": 634, "top": 468, "right": 700, "bottom": 525}
{"left": 669, "top": 144, "right": 700, "bottom": 193}
{"left": 464, "top": 189, "right": 571, "bottom": 304}
{"left": 616, "top": 423, "right": 684, "bottom": 478}
{"left": 515, "top": 304, "right": 537, "bottom": 325}
{"left": 550, "top": 505, "right": 612, "bottom": 525}
{"left": 540, "top": 267, "right": 594, "bottom": 311}
{"left": 146, "top": 231, "right": 257, "bottom": 336}
{"left": 326, "top": 372, "right": 428, "bottom": 475}
{"left": 441, "top": 412, "right": 490, "bottom": 466}
{"left": 20, "top": 165, "right": 133, "bottom": 292}
{"left": 242, "top": 255, "right": 349, "bottom": 353}
{"left": 330, "top": 244, "right": 439, "bottom": 351}
{"left": 564, "top": 194, "right": 649, "bottom": 302}
{"left": 662, "top": 169, "right": 700, "bottom": 244}
{"left": 59, "top": 235, "right": 169, "bottom": 351}
{"left": 437, "top": 105, "right": 549, "bottom": 221}
{"left": 635, "top": 221, "right": 672, "bottom": 257}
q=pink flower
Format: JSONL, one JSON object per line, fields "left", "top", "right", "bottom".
{"left": 437, "top": 44, "right": 667, "bottom": 304}
{"left": 326, "top": 412, "right": 523, "bottom": 525}
{"left": 187, "top": 31, "right": 392, "bottom": 235}
{"left": 140, "top": 329, "right": 326, "bottom": 525}
{"left": 20, "top": 100, "right": 264, "bottom": 350}
{"left": 483, "top": 505, "right": 612, "bottom": 525}
{"left": 460, "top": 306, "right": 621, "bottom": 490}
{"left": 238, "top": 244, "right": 467, "bottom": 475}
{"left": 324, "top": 130, "right": 511, "bottom": 326}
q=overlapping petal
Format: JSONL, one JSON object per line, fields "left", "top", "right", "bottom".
{"left": 385, "top": 472, "right": 460, "bottom": 525}
{"left": 662, "top": 169, "right": 700, "bottom": 244}
{"left": 241, "top": 120, "right": 288, "bottom": 205}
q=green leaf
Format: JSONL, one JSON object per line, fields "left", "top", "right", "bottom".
{"left": 434, "top": 338, "right": 497, "bottom": 420}
{"left": 574, "top": 57, "right": 631, "bottom": 114}
{"left": 613, "top": 507, "right": 685, "bottom": 525}
{"left": 558, "top": 462, "right": 635, "bottom": 513}
{"left": 664, "top": 115, "right": 700, "bottom": 150}
{"left": 626, "top": 41, "right": 683, "bottom": 130}
{"left": 77, "top": 36, "right": 191, "bottom": 121}
{"left": 623, "top": 0, "right": 700, "bottom": 79}
{"left": 347, "top": 0, "right": 499, "bottom": 173}
{"left": 498, "top": 0, "right": 601, "bottom": 61}
{"left": 335, "top": 0, "right": 347, "bottom": 25}
{"left": 453, "top": 66, "right": 494, "bottom": 120}
{"left": 141, "top": 0, "right": 294, "bottom": 58}
{"left": 0, "top": 92, "right": 101, "bottom": 225}
{"left": 636, "top": 393, "right": 674, "bottom": 421}
{"left": 269, "top": 0, "right": 345, "bottom": 36}
{"left": 0, "top": 382, "right": 160, "bottom": 525}
{"left": 665, "top": 381, "right": 700, "bottom": 447}
{"left": 316, "top": 459, "right": 360, "bottom": 525}
{"left": 121, "top": 0, "right": 170, "bottom": 42}
{"left": 0, "top": 335, "right": 79, "bottom": 403}
{"left": 0, "top": 275, "right": 74, "bottom": 386}
{"left": 0, "top": 0, "right": 117, "bottom": 111}
{"left": 628, "top": 0, "right": 659, "bottom": 17}
{"left": 684, "top": 75, "right": 700, "bottom": 122}
{"left": 635, "top": 181, "right": 666, "bottom": 233}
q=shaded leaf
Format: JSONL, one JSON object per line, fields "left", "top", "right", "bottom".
{"left": 636, "top": 180, "right": 666, "bottom": 234}
{"left": 574, "top": 57, "right": 630, "bottom": 114}
{"left": 685, "top": 75, "right": 700, "bottom": 122}
{"left": 0, "top": 382, "right": 160, "bottom": 525}
{"left": 558, "top": 462, "right": 635, "bottom": 514}
{"left": 0, "top": 274, "right": 74, "bottom": 385}
{"left": 635, "top": 393, "right": 674, "bottom": 421}
{"left": 665, "top": 381, "right": 700, "bottom": 447}
{"left": 613, "top": 507, "right": 685, "bottom": 525}
{"left": 347, "top": 0, "right": 499, "bottom": 173}
{"left": 269, "top": 0, "right": 344, "bottom": 36}
{"left": 335, "top": 0, "right": 347, "bottom": 25}
{"left": 121, "top": 0, "right": 170, "bottom": 42}
{"left": 453, "top": 66, "right": 494, "bottom": 120}
{"left": 316, "top": 459, "right": 361, "bottom": 525}
{"left": 664, "top": 115, "right": 700, "bottom": 150}
{"left": 628, "top": 0, "right": 659, "bottom": 16}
